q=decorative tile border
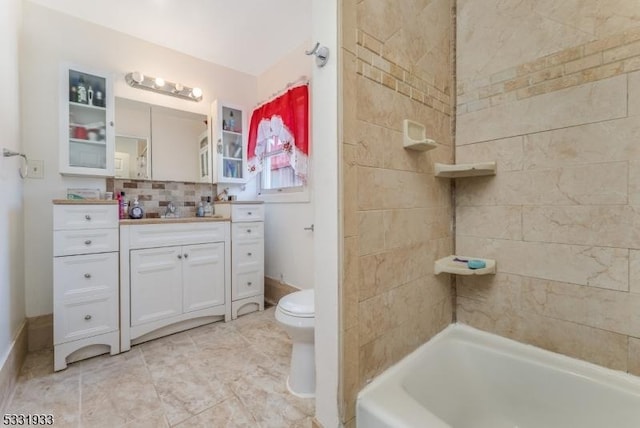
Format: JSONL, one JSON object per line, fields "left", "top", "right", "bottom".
{"left": 355, "top": 30, "right": 452, "bottom": 116}
{"left": 458, "top": 26, "right": 640, "bottom": 114}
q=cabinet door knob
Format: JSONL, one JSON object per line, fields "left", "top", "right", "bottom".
{"left": 177, "top": 254, "right": 183, "bottom": 259}
{"left": 84, "top": 315, "right": 92, "bottom": 321}
{"left": 247, "top": 229, "right": 251, "bottom": 233}
{"left": 84, "top": 240, "right": 92, "bottom": 245}
{"left": 248, "top": 212, "right": 252, "bottom": 215}
{"left": 184, "top": 253, "right": 189, "bottom": 258}
{"left": 247, "top": 281, "right": 252, "bottom": 286}
{"left": 109, "top": 121, "right": 114, "bottom": 127}
{"left": 247, "top": 252, "right": 252, "bottom": 256}
{"left": 85, "top": 214, "right": 91, "bottom": 220}
{"left": 84, "top": 273, "right": 91, "bottom": 279}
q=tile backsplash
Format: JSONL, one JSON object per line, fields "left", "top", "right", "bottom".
{"left": 107, "top": 178, "right": 216, "bottom": 218}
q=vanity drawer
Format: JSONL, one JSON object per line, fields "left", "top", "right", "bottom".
{"left": 232, "top": 269, "right": 264, "bottom": 301}
{"left": 54, "top": 252, "right": 118, "bottom": 299}
{"left": 54, "top": 205, "right": 118, "bottom": 230}
{"left": 54, "top": 228, "right": 119, "bottom": 256}
{"left": 231, "top": 222, "right": 264, "bottom": 241}
{"left": 128, "top": 222, "right": 229, "bottom": 249}
{"left": 231, "top": 204, "right": 264, "bottom": 222}
{"left": 54, "top": 293, "right": 118, "bottom": 344}
{"left": 232, "top": 240, "right": 264, "bottom": 265}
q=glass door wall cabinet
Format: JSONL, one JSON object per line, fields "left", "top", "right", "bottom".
{"left": 60, "top": 64, "right": 115, "bottom": 176}
{"left": 211, "top": 100, "right": 246, "bottom": 184}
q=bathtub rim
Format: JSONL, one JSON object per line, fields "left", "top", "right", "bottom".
{"left": 356, "top": 322, "right": 640, "bottom": 428}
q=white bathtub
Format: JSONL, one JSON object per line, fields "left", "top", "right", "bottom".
{"left": 356, "top": 324, "right": 640, "bottom": 428}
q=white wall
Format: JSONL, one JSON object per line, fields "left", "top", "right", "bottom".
{"left": 312, "top": 0, "right": 339, "bottom": 424}
{"left": 0, "top": 0, "right": 26, "bottom": 364}
{"left": 253, "top": 41, "right": 315, "bottom": 290}
{"left": 20, "top": 2, "right": 258, "bottom": 316}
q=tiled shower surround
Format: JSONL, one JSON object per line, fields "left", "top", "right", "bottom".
{"left": 340, "top": 0, "right": 455, "bottom": 426}
{"left": 107, "top": 178, "right": 216, "bottom": 218}
{"left": 340, "top": 0, "right": 640, "bottom": 426}
{"left": 456, "top": 1, "right": 640, "bottom": 378}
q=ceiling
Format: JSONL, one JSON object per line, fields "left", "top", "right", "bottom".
{"left": 27, "top": 0, "right": 312, "bottom": 76}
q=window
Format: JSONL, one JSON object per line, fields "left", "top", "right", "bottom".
{"left": 259, "top": 137, "right": 304, "bottom": 194}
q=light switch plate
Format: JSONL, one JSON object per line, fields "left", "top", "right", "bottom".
{"left": 28, "top": 159, "right": 44, "bottom": 179}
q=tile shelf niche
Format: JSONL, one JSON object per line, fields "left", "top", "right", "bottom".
{"left": 434, "top": 161, "right": 496, "bottom": 178}
{"left": 402, "top": 119, "right": 437, "bottom": 151}
{"left": 434, "top": 255, "right": 496, "bottom": 276}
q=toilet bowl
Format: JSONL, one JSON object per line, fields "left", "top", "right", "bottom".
{"left": 275, "top": 289, "right": 315, "bottom": 398}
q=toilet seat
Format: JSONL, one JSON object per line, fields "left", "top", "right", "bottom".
{"left": 277, "top": 289, "right": 314, "bottom": 318}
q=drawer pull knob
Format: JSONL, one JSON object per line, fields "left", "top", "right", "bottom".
{"left": 248, "top": 212, "right": 252, "bottom": 215}
{"left": 247, "top": 252, "right": 252, "bottom": 256}
{"left": 84, "top": 240, "right": 92, "bottom": 245}
{"left": 184, "top": 253, "right": 189, "bottom": 258}
{"left": 247, "top": 229, "right": 252, "bottom": 233}
{"left": 247, "top": 281, "right": 253, "bottom": 286}
{"left": 84, "top": 315, "right": 92, "bottom": 321}
{"left": 85, "top": 214, "right": 91, "bottom": 220}
{"left": 84, "top": 273, "right": 91, "bottom": 279}
{"left": 177, "top": 254, "right": 183, "bottom": 259}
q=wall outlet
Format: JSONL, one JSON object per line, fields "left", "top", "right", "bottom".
{"left": 28, "top": 159, "right": 44, "bottom": 179}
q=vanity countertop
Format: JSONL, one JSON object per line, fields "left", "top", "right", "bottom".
{"left": 119, "top": 216, "right": 230, "bottom": 225}
{"left": 214, "top": 200, "right": 264, "bottom": 205}
{"left": 53, "top": 199, "right": 118, "bottom": 205}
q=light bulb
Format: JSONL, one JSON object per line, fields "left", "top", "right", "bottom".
{"left": 191, "top": 87, "right": 203, "bottom": 98}
{"left": 131, "top": 71, "right": 144, "bottom": 84}
{"left": 174, "top": 82, "right": 184, "bottom": 93}
{"left": 154, "top": 77, "right": 165, "bottom": 87}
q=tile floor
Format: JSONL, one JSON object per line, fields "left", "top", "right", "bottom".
{"left": 6, "top": 308, "right": 314, "bottom": 427}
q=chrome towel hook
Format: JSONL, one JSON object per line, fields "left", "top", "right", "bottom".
{"left": 3, "top": 148, "right": 29, "bottom": 179}
{"left": 305, "top": 42, "right": 329, "bottom": 68}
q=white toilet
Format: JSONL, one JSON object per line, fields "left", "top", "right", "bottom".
{"left": 275, "top": 289, "right": 315, "bottom": 398}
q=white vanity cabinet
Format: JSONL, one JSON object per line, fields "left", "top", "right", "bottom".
{"left": 53, "top": 201, "right": 120, "bottom": 371}
{"left": 229, "top": 203, "right": 265, "bottom": 319}
{"left": 120, "top": 220, "right": 231, "bottom": 351}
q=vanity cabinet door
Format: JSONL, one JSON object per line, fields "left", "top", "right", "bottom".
{"left": 130, "top": 246, "right": 183, "bottom": 326}
{"left": 211, "top": 100, "right": 247, "bottom": 184}
{"left": 182, "top": 243, "right": 225, "bottom": 313}
{"left": 60, "top": 64, "right": 115, "bottom": 177}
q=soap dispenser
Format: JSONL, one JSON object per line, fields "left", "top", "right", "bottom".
{"left": 129, "top": 198, "right": 144, "bottom": 219}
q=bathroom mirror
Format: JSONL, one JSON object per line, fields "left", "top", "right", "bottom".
{"left": 114, "top": 97, "right": 208, "bottom": 183}
{"left": 115, "top": 136, "right": 150, "bottom": 179}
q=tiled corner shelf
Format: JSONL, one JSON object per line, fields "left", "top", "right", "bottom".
{"left": 434, "top": 255, "right": 496, "bottom": 276}
{"left": 434, "top": 161, "right": 496, "bottom": 178}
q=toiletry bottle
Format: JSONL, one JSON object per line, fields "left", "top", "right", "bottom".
{"left": 87, "top": 85, "right": 94, "bottom": 106}
{"left": 229, "top": 111, "right": 235, "bottom": 132}
{"left": 76, "top": 76, "right": 87, "bottom": 104}
{"left": 118, "top": 191, "right": 126, "bottom": 219}
{"left": 196, "top": 201, "right": 204, "bottom": 217}
{"left": 204, "top": 196, "right": 213, "bottom": 216}
{"left": 95, "top": 90, "right": 103, "bottom": 107}
{"left": 116, "top": 192, "right": 122, "bottom": 218}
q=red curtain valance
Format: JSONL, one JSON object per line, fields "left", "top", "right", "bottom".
{"left": 247, "top": 84, "right": 309, "bottom": 180}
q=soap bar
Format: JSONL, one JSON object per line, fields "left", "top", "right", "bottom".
{"left": 467, "top": 259, "right": 486, "bottom": 270}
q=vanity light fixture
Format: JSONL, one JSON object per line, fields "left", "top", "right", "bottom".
{"left": 125, "top": 71, "right": 203, "bottom": 102}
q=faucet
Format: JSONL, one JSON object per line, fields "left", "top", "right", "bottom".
{"left": 164, "top": 201, "right": 178, "bottom": 217}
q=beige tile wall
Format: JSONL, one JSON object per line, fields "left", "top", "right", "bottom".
{"left": 456, "top": 2, "right": 640, "bottom": 374}
{"left": 340, "top": 0, "right": 455, "bottom": 425}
